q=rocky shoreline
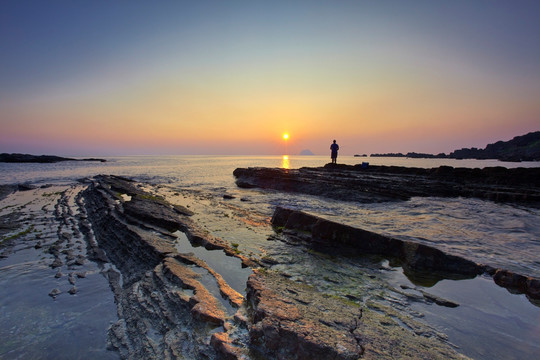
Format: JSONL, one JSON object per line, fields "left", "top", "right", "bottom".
{"left": 233, "top": 164, "right": 540, "bottom": 206}
{"left": 81, "top": 175, "right": 253, "bottom": 359}
{"left": 82, "top": 176, "right": 452, "bottom": 358}
{"left": 82, "top": 175, "right": 478, "bottom": 359}
{"left": 271, "top": 206, "right": 540, "bottom": 303}
{"left": 2, "top": 174, "right": 539, "bottom": 359}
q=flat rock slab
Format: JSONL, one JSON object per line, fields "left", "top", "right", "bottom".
{"left": 272, "top": 206, "right": 540, "bottom": 303}
{"left": 124, "top": 195, "right": 183, "bottom": 232}
{"left": 247, "top": 270, "right": 469, "bottom": 360}
{"left": 233, "top": 164, "right": 540, "bottom": 206}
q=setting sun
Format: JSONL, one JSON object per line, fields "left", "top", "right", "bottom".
{"left": 283, "top": 133, "right": 289, "bottom": 140}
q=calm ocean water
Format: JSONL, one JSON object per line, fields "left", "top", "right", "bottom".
{"left": 2, "top": 154, "right": 540, "bottom": 278}
{"left": 1, "top": 154, "right": 538, "bottom": 187}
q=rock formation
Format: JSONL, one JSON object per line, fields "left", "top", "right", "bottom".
{"left": 0, "top": 153, "right": 106, "bottom": 163}
{"left": 448, "top": 131, "right": 540, "bottom": 161}
{"left": 3, "top": 173, "right": 538, "bottom": 358}
{"left": 82, "top": 175, "right": 250, "bottom": 359}
{"left": 369, "top": 131, "right": 540, "bottom": 161}
{"left": 81, "top": 175, "right": 476, "bottom": 359}
{"left": 246, "top": 269, "right": 471, "bottom": 359}
{"left": 234, "top": 164, "right": 540, "bottom": 206}
{"left": 271, "top": 206, "right": 540, "bottom": 303}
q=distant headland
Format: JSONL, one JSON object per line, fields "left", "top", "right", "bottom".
{"left": 0, "top": 153, "right": 107, "bottom": 163}
{"left": 299, "top": 149, "right": 314, "bottom": 155}
{"left": 369, "top": 131, "right": 540, "bottom": 162}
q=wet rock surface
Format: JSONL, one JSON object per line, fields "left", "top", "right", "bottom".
{"left": 247, "top": 269, "right": 469, "bottom": 360}
{"left": 82, "top": 175, "right": 475, "bottom": 359}
{"left": 272, "top": 206, "right": 540, "bottom": 303}
{"left": 82, "top": 175, "right": 251, "bottom": 359}
{"left": 247, "top": 269, "right": 363, "bottom": 360}
{"left": 3, "top": 174, "right": 538, "bottom": 359}
{"left": 0, "top": 184, "right": 119, "bottom": 359}
{"left": 0, "top": 184, "right": 17, "bottom": 201}
{"left": 233, "top": 164, "right": 540, "bottom": 206}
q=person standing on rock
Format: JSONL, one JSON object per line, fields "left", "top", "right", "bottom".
{"left": 330, "top": 140, "right": 339, "bottom": 164}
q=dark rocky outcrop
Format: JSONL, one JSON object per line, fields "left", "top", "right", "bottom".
{"left": 0, "top": 184, "right": 17, "bottom": 201}
{"left": 370, "top": 131, "right": 540, "bottom": 161}
{"left": 449, "top": 131, "right": 540, "bottom": 161}
{"left": 233, "top": 164, "right": 540, "bottom": 206}
{"left": 271, "top": 206, "right": 540, "bottom": 302}
{"left": 0, "top": 153, "right": 106, "bottom": 163}
{"left": 370, "top": 152, "right": 447, "bottom": 159}
{"left": 491, "top": 269, "right": 540, "bottom": 301}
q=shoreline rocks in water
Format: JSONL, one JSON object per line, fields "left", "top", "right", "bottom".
{"left": 271, "top": 206, "right": 540, "bottom": 303}
{"left": 233, "top": 164, "right": 540, "bottom": 206}
{"left": 80, "top": 175, "right": 473, "bottom": 359}
{"left": 246, "top": 268, "right": 471, "bottom": 359}
{"left": 0, "top": 153, "right": 106, "bottom": 163}
{"left": 82, "top": 175, "right": 252, "bottom": 359}
{"left": 4, "top": 174, "right": 538, "bottom": 359}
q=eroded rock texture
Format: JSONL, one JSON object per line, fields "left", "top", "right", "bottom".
{"left": 79, "top": 175, "right": 537, "bottom": 359}
{"left": 246, "top": 269, "right": 470, "bottom": 360}
{"left": 83, "top": 175, "right": 249, "bottom": 359}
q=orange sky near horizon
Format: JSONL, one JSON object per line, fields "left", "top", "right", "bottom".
{"left": 1, "top": 1, "right": 539, "bottom": 156}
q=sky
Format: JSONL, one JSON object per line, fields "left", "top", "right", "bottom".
{"left": 1, "top": 0, "right": 539, "bottom": 156}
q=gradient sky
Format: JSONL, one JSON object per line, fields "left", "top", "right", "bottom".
{"left": 1, "top": 1, "right": 539, "bottom": 156}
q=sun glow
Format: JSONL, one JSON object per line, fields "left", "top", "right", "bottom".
{"left": 283, "top": 133, "right": 289, "bottom": 140}
{"left": 281, "top": 155, "right": 290, "bottom": 169}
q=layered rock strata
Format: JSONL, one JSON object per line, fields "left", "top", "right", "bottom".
{"left": 82, "top": 175, "right": 250, "bottom": 359}
{"left": 81, "top": 175, "right": 475, "bottom": 359}
{"left": 271, "top": 206, "right": 540, "bottom": 302}
{"left": 4, "top": 173, "right": 537, "bottom": 358}
{"left": 233, "top": 164, "right": 540, "bottom": 206}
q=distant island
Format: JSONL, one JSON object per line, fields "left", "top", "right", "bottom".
{"left": 370, "top": 131, "right": 540, "bottom": 162}
{"left": 0, "top": 153, "right": 107, "bottom": 163}
{"left": 299, "top": 149, "right": 314, "bottom": 155}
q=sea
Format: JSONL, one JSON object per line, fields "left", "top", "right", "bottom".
{"left": 1, "top": 155, "right": 540, "bottom": 359}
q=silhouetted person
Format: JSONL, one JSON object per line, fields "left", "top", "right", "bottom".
{"left": 330, "top": 140, "right": 339, "bottom": 164}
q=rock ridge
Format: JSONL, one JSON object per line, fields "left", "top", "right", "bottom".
{"left": 271, "top": 206, "right": 540, "bottom": 302}
{"left": 233, "top": 164, "right": 540, "bottom": 206}
{"left": 82, "top": 175, "right": 250, "bottom": 359}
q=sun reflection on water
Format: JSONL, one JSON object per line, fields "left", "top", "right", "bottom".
{"left": 281, "top": 155, "right": 290, "bottom": 169}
